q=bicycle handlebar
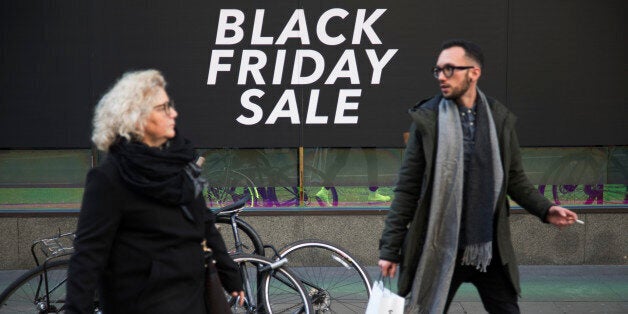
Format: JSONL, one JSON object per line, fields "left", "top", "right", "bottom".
{"left": 211, "top": 194, "right": 250, "bottom": 214}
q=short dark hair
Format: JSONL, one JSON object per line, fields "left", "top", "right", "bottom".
{"left": 441, "top": 39, "right": 484, "bottom": 68}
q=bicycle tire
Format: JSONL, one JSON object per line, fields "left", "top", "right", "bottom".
{"left": 278, "top": 239, "right": 372, "bottom": 313}
{"left": 215, "top": 216, "right": 265, "bottom": 256}
{"left": 230, "top": 253, "right": 313, "bottom": 314}
{"left": 206, "top": 170, "right": 260, "bottom": 208}
{"left": 269, "top": 165, "right": 339, "bottom": 207}
{"left": 0, "top": 259, "right": 74, "bottom": 313}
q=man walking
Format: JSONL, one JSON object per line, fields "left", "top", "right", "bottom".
{"left": 378, "top": 39, "right": 579, "bottom": 313}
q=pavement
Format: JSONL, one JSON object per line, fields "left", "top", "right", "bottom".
{"left": 448, "top": 265, "right": 627, "bottom": 314}
{"left": 363, "top": 265, "right": 627, "bottom": 314}
{"left": 1, "top": 265, "right": 626, "bottom": 313}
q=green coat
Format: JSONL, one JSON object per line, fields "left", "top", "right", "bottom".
{"left": 379, "top": 94, "right": 553, "bottom": 296}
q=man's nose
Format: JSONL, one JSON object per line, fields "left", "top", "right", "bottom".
{"left": 438, "top": 71, "right": 447, "bottom": 82}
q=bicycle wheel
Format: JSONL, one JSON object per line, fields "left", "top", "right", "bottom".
{"left": 270, "top": 165, "right": 339, "bottom": 207}
{"left": 279, "top": 240, "right": 372, "bottom": 313}
{"left": 206, "top": 170, "right": 260, "bottom": 208}
{"left": 0, "top": 259, "right": 71, "bottom": 313}
{"left": 230, "top": 254, "right": 313, "bottom": 314}
{"left": 215, "top": 216, "right": 265, "bottom": 256}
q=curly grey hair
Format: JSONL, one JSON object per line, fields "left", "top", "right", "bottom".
{"left": 91, "top": 69, "right": 166, "bottom": 151}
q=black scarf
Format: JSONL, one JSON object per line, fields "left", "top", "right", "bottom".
{"left": 461, "top": 95, "right": 495, "bottom": 245}
{"left": 108, "top": 131, "right": 204, "bottom": 208}
{"left": 460, "top": 90, "right": 504, "bottom": 271}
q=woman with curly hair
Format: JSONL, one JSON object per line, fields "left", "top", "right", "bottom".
{"left": 66, "top": 69, "right": 243, "bottom": 313}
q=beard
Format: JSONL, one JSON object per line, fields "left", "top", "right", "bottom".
{"left": 443, "top": 74, "right": 472, "bottom": 100}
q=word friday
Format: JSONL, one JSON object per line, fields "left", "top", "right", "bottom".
{"left": 207, "top": 8, "right": 398, "bottom": 125}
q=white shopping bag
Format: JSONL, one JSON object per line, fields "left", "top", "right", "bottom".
{"left": 365, "top": 279, "right": 405, "bottom": 314}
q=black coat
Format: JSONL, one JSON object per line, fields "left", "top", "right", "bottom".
{"left": 379, "top": 95, "right": 553, "bottom": 296}
{"left": 66, "top": 157, "right": 241, "bottom": 314}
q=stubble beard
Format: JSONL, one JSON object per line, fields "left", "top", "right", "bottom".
{"left": 443, "top": 74, "right": 472, "bottom": 101}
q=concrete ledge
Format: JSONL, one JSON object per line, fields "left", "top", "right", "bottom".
{"left": 0, "top": 212, "right": 625, "bottom": 269}
{"left": 0, "top": 217, "right": 78, "bottom": 269}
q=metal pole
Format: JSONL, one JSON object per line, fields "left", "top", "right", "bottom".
{"left": 299, "top": 146, "right": 304, "bottom": 206}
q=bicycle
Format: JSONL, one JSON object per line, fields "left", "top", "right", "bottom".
{"left": 535, "top": 148, "right": 620, "bottom": 205}
{"left": 229, "top": 253, "right": 313, "bottom": 313}
{"left": 213, "top": 197, "right": 372, "bottom": 313}
{"left": 206, "top": 167, "right": 339, "bottom": 208}
{"left": 0, "top": 201, "right": 312, "bottom": 314}
{"left": 203, "top": 149, "right": 339, "bottom": 208}
{"left": 0, "top": 232, "right": 101, "bottom": 313}
{"left": 215, "top": 198, "right": 313, "bottom": 313}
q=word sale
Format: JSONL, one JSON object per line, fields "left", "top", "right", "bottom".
{"left": 207, "top": 8, "right": 398, "bottom": 125}
{"left": 237, "top": 88, "right": 360, "bottom": 125}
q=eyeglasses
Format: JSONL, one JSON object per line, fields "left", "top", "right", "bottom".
{"left": 431, "top": 65, "right": 475, "bottom": 79}
{"left": 153, "top": 100, "right": 176, "bottom": 116}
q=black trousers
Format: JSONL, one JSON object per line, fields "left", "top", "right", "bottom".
{"left": 443, "top": 251, "right": 520, "bottom": 314}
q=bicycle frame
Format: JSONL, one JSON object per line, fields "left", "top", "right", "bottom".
{"left": 34, "top": 263, "right": 68, "bottom": 312}
{"left": 29, "top": 232, "right": 76, "bottom": 312}
{"left": 226, "top": 212, "right": 262, "bottom": 311}
{"left": 214, "top": 197, "right": 307, "bottom": 312}
{"left": 216, "top": 205, "right": 346, "bottom": 312}
{"left": 228, "top": 214, "right": 244, "bottom": 253}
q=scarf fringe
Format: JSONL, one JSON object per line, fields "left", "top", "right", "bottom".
{"left": 461, "top": 242, "right": 493, "bottom": 272}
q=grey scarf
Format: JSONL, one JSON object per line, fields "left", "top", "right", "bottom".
{"left": 407, "top": 88, "right": 503, "bottom": 313}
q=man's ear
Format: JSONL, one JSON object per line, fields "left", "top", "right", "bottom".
{"left": 470, "top": 67, "right": 481, "bottom": 82}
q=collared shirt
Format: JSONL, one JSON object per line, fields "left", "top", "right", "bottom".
{"left": 457, "top": 100, "right": 477, "bottom": 248}
{"left": 457, "top": 101, "right": 477, "bottom": 169}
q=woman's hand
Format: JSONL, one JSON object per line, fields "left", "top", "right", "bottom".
{"left": 232, "top": 290, "right": 245, "bottom": 306}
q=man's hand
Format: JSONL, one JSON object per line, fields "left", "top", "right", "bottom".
{"left": 546, "top": 205, "right": 579, "bottom": 228}
{"left": 378, "top": 259, "right": 398, "bottom": 278}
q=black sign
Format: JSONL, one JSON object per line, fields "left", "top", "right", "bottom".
{"left": 1, "top": 0, "right": 626, "bottom": 148}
